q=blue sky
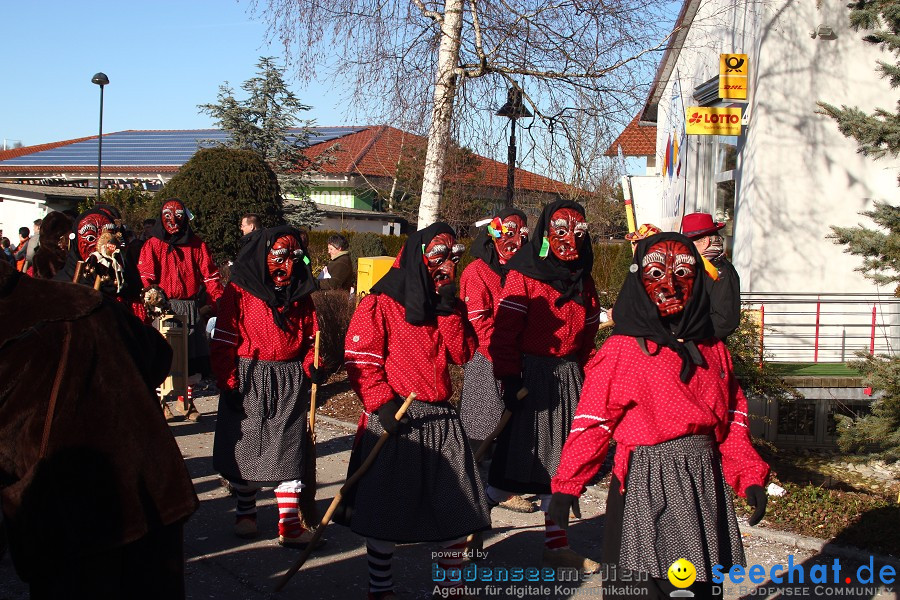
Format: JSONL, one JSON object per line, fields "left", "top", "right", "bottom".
{"left": 1, "top": 0, "right": 354, "bottom": 148}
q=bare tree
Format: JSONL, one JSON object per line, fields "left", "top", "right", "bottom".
{"left": 253, "top": 0, "right": 676, "bottom": 227}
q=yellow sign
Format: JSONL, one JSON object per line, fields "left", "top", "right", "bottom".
{"left": 686, "top": 106, "right": 742, "bottom": 136}
{"left": 719, "top": 53, "right": 748, "bottom": 100}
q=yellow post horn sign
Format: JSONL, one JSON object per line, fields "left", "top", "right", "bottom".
{"left": 720, "top": 53, "right": 748, "bottom": 100}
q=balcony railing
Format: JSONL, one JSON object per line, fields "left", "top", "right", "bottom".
{"left": 741, "top": 292, "right": 900, "bottom": 363}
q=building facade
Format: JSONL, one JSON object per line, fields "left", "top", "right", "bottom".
{"left": 628, "top": 0, "right": 900, "bottom": 363}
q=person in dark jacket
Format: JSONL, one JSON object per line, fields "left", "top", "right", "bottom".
{"left": 30, "top": 211, "right": 73, "bottom": 279}
{"left": 318, "top": 233, "right": 354, "bottom": 291}
{"left": 681, "top": 212, "right": 741, "bottom": 341}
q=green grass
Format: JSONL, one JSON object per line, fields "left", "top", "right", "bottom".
{"left": 767, "top": 362, "right": 863, "bottom": 377}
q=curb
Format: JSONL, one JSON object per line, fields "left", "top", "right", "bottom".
{"left": 315, "top": 414, "right": 900, "bottom": 568}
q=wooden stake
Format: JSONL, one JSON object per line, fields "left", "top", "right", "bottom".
{"left": 309, "top": 331, "right": 321, "bottom": 439}
{"left": 274, "top": 392, "right": 417, "bottom": 592}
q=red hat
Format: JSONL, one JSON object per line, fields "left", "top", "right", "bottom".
{"left": 680, "top": 212, "right": 725, "bottom": 239}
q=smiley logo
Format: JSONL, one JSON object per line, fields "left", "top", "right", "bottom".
{"left": 667, "top": 558, "right": 697, "bottom": 589}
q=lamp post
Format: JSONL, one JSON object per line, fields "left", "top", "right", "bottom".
{"left": 495, "top": 85, "right": 532, "bottom": 208}
{"left": 91, "top": 72, "right": 109, "bottom": 200}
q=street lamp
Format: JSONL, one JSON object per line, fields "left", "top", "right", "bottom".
{"left": 496, "top": 85, "right": 532, "bottom": 208}
{"left": 91, "top": 72, "right": 109, "bottom": 200}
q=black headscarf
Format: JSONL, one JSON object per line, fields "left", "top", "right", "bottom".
{"left": 229, "top": 225, "right": 317, "bottom": 332}
{"left": 149, "top": 198, "right": 193, "bottom": 249}
{"left": 611, "top": 231, "right": 715, "bottom": 383}
{"left": 470, "top": 207, "right": 528, "bottom": 286}
{"left": 505, "top": 199, "right": 594, "bottom": 307}
{"left": 370, "top": 222, "right": 456, "bottom": 325}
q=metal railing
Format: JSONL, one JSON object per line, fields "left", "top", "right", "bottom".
{"left": 740, "top": 292, "right": 900, "bottom": 363}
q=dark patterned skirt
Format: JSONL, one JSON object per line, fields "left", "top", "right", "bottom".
{"left": 168, "top": 298, "right": 209, "bottom": 363}
{"left": 488, "top": 353, "right": 582, "bottom": 495}
{"left": 459, "top": 351, "right": 504, "bottom": 443}
{"left": 610, "top": 435, "right": 745, "bottom": 584}
{"left": 346, "top": 400, "right": 491, "bottom": 543}
{"left": 213, "top": 357, "right": 309, "bottom": 483}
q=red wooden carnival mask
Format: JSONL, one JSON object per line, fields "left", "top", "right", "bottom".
{"left": 161, "top": 200, "right": 187, "bottom": 235}
{"left": 267, "top": 235, "right": 303, "bottom": 288}
{"left": 641, "top": 240, "right": 697, "bottom": 317}
{"left": 424, "top": 232, "right": 465, "bottom": 290}
{"left": 76, "top": 212, "right": 115, "bottom": 259}
{"left": 548, "top": 208, "right": 587, "bottom": 261}
{"left": 491, "top": 214, "right": 528, "bottom": 264}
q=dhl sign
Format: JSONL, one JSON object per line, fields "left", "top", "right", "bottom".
{"left": 685, "top": 107, "right": 743, "bottom": 136}
{"left": 719, "top": 53, "right": 748, "bottom": 100}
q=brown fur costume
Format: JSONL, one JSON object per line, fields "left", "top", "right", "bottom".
{"left": 0, "top": 260, "right": 198, "bottom": 598}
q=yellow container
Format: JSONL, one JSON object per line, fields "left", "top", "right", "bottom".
{"left": 356, "top": 256, "right": 395, "bottom": 301}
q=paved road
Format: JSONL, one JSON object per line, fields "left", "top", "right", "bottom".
{"left": 2, "top": 392, "right": 897, "bottom": 599}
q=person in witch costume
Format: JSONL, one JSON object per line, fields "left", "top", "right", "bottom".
{"left": 210, "top": 225, "right": 326, "bottom": 548}
{"left": 486, "top": 198, "right": 603, "bottom": 573}
{"left": 458, "top": 208, "right": 536, "bottom": 515}
{"left": 341, "top": 222, "right": 491, "bottom": 600}
{"left": 138, "top": 198, "right": 223, "bottom": 380}
{"left": 55, "top": 205, "right": 122, "bottom": 286}
{"left": 549, "top": 232, "right": 769, "bottom": 600}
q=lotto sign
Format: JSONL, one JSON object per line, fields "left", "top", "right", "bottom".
{"left": 685, "top": 107, "right": 742, "bottom": 135}
{"left": 719, "top": 53, "right": 748, "bottom": 100}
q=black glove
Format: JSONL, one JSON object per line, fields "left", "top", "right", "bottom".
{"left": 220, "top": 389, "right": 243, "bottom": 412}
{"left": 745, "top": 484, "right": 767, "bottom": 526}
{"left": 547, "top": 492, "right": 582, "bottom": 531}
{"left": 308, "top": 364, "right": 328, "bottom": 386}
{"left": 500, "top": 375, "right": 523, "bottom": 411}
{"left": 198, "top": 304, "right": 215, "bottom": 320}
{"left": 434, "top": 282, "right": 458, "bottom": 316}
{"left": 377, "top": 397, "right": 410, "bottom": 436}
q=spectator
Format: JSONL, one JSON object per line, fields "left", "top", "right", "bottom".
{"left": 240, "top": 213, "right": 261, "bottom": 236}
{"left": 22, "top": 218, "right": 41, "bottom": 271}
{"left": 681, "top": 212, "right": 741, "bottom": 340}
{"left": 14, "top": 227, "right": 29, "bottom": 272}
{"left": 1, "top": 237, "right": 15, "bottom": 265}
{"left": 31, "top": 211, "right": 73, "bottom": 279}
{"left": 318, "top": 233, "right": 354, "bottom": 291}
{"left": 141, "top": 218, "right": 156, "bottom": 241}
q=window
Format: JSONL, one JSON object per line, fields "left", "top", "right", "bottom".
{"left": 695, "top": 135, "right": 738, "bottom": 254}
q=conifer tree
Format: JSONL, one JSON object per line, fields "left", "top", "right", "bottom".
{"left": 199, "top": 56, "right": 324, "bottom": 229}
{"left": 820, "top": 0, "right": 900, "bottom": 459}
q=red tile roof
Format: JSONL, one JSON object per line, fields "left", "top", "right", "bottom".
{"left": 307, "top": 125, "right": 571, "bottom": 194}
{"left": 0, "top": 126, "right": 573, "bottom": 194}
{"left": 604, "top": 115, "right": 656, "bottom": 157}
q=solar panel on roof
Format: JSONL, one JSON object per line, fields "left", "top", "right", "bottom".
{"left": 0, "top": 127, "right": 367, "bottom": 167}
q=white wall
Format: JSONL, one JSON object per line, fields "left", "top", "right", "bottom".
{"left": 0, "top": 196, "right": 45, "bottom": 241}
{"left": 319, "top": 216, "right": 401, "bottom": 234}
